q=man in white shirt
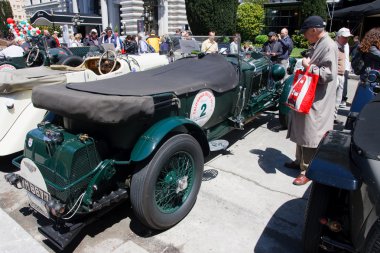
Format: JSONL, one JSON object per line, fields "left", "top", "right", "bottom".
{"left": 0, "top": 38, "right": 24, "bottom": 58}
{"left": 201, "top": 31, "right": 218, "bottom": 54}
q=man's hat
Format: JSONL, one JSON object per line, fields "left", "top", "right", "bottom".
{"left": 300, "top": 16, "right": 326, "bottom": 33}
{"left": 268, "top": 31, "right": 276, "bottom": 37}
{"left": 90, "top": 28, "right": 98, "bottom": 34}
{"left": 337, "top": 27, "right": 353, "bottom": 37}
{"left": 53, "top": 31, "right": 59, "bottom": 34}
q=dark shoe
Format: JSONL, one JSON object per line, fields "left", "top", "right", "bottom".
{"left": 293, "top": 174, "right": 310, "bottom": 185}
{"left": 284, "top": 161, "right": 300, "bottom": 170}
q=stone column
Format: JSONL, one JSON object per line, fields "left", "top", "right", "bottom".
{"left": 158, "top": 0, "right": 169, "bottom": 35}
{"left": 72, "top": 0, "right": 79, "bottom": 13}
{"left": 101, "top": 0, "right": 109, "bottom": 30}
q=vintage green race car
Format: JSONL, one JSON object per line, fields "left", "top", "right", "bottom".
{"left": 5, "top": 51, "right": 292, "bottom": 250}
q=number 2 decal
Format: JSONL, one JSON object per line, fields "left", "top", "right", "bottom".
{"left": 200, "top": 104, "right": 207, "bottom": 117}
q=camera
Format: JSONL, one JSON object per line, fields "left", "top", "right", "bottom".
{"left": 301, "top": 49, "right": 311, "bottom": 58}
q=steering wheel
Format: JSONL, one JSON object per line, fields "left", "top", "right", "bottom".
{"left": 98, "top": 50, "right": 117, "bottom": 74}
{"left": 124, "top": 56, "right": 141, "bottom": 72}
{"left": 26, "top": 46, "right": 40, "bottom": 67}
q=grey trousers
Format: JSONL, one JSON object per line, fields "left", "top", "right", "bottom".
{"left": 295, "top": 144, "right": 317, "bottom": 172}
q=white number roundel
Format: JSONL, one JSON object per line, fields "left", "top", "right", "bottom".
{"left": 190, "top": 89, "right": 215, "bottom": 127}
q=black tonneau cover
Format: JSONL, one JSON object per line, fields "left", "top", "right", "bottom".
{"left": 66, "top": 54, "right": 238, "bottom": 96}
{"left": 32, "top": 54, "right": 238, "bottom": 124}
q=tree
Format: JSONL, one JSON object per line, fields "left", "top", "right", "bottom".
{"left": 242, "top": 0, "right": 269, "bottom": 5}
{"left": 301, "top": 0, "right": 327, "bottom": 21}
{"left": 236, "top": 3, "right": 265, "bottom": 41}
{"left": 185, "top": 0, "right": 239, "bottom": 35}
{"left": 0, "top": 0, "right": 14, "bottom": 38}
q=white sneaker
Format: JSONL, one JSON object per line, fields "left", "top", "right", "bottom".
{"left": 339, "top": 101, "right": 346, "bottom": 108}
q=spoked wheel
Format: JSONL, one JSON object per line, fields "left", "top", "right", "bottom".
{"left": 303, "top": 182, "right": 332, "bottom": 253}
{"left": 125, "top": 56, "right": 141, "bottom": 72}
{"left": 131, "top": 134, "right": 204, "bottom": 230}
{"left": 98, "top": 50, "right": 117, "bottom": 74}
{"left": 26, "top": 46, "right": 40, "bottom": 67}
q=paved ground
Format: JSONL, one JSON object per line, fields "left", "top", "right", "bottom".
{"left": 0, "top": 77, "right": 358, "bottom": 253}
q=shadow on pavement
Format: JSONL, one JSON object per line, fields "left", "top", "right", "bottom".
{"left": 250, "top": 148, "right": 299, "bottom": 178}
{"left": 0, "top": 152, "right": 21, "bottom": 173}
{"left": 254, "top": 184, "right": 312, "bottom": 253}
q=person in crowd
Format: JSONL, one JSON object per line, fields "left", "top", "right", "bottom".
{"left": 43, "top": 30, "right": 58, "bottom": 48}
{"left": 230, "top": 33, "right": 240, "bottom": 54}
{"left": 357, "top": 28, "right": 380, "bottom": 74}
{"left": 70, "top": 33, "right": 83, "bottom": 47}
{"left": 84, "top": 29, "right": 99, "bottom": 46}
{"left": 6, "top": 29, "right": 15, "bottom": 41}
{"left": 334, "top": 27, "right": 352, "bottom": 122}
{"left": 278, "top": 28, "right": 293, "bottom": 70}
{"left": 242, "top": 41, "right": 253, "bottom": 52}
{"left": 101, "top": 27, "right": 121, "bottom": 51}
{"left": 0, "top": 37, "right": 24, "bottom": 58}
{"left": 124, "top": 35, "right": 138, "bottom": 54}
{"left": 263, "top": 31, "right": 283, "bottom": 63}
{"left": 138, "top": 32, "right": 148, "bottom": 54}
{"left": 146, "top": 30, "right": 160, "bottom": 53}
{"left": 285, "top": 15, "right": 338, "bottom": 186}
{"left": 159, "top": 35, "right": 170, "bottom": 55}
{"left": 201, "top": 31, "right": 218, "bottom": 54}
{"left": 175, "top": 28, "right": 182, "bottom": 35}
{"left": 181, "top": 31, "right": 192, "bottom": 40}
{"left": 114, "top": 31, "right": 124, "bottom": 52}
{"left": 350, "top": 36, "right": 360, "bottom": 58}
{"left": 341, "top": 33, "right": 353, "bottom": 108}
{"left": 52, "top": 31, "right": 61, "bottom": 47}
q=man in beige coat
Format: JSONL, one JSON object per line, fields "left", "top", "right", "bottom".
{"left": 285, "top": 16, "right": 338, "bottom": 185}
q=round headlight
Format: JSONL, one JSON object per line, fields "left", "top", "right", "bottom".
{"left": 271, "top": 64, "right": 286, "bottom": 82}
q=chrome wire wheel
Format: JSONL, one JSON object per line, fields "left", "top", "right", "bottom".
{"left": 155, "top": 151, "right": 195, "bottom": 214}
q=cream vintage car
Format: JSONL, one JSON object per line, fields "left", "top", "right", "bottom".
{"left": 0, "top": 51, "right": 169, "bottom": 156}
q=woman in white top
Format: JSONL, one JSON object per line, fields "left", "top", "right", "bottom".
{"left": 70, "top": 34, "right": 82, "bottom": 47}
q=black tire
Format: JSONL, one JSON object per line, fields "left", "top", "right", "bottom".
{"left": 57, "top": 55, "right": 83, "bottom": 67}
{"left": 130, "top": 134, "right": 204, "bottom": 230}
{"left": 303, "top": 182, "right": 332, "bottom": 253}
{"left": 365, "top": 221, "right": 380, "bottom": 253}
{"left": 279, "top": 112, "right": 288, "bottom": 129}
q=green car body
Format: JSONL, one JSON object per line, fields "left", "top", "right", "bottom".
{"left": 7, "top": 51, "right": 293, "bottom": 250}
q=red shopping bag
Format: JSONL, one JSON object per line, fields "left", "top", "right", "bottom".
{"left": 285, "top": 65, "right": 319, "bottom": 114}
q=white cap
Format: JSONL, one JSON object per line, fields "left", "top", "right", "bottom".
{"left": 90, "top": 29, "right": 97, "bottom": 34}
{"left": 53, "top": 31, "right": 59, "bottom": 34}
{"left": 337, "top": 27, "right": 353, "bottom": 37}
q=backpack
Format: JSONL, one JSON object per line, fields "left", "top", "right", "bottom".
{"left": 351, "top": 47, "right": 365, "bottom": 75}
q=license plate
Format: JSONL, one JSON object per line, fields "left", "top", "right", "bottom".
{"left": 21, "top": 177, "right": 50, "bottom": 202}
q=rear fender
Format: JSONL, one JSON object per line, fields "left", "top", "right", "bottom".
{"left": 131, "top": 116, "right": 209, "bottom": 162}
{"left": 278, "top": 74, "right": 294, "bottom": 115}
{"left": 306, "top": 130, "right": 361, "bottom": 191}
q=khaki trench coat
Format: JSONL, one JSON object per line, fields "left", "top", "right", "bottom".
{"left": 287, "top": 33, "right": 338, "bottom": 148}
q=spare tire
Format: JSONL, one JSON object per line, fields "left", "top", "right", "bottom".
{"left": 57, "top": 55, "right": 83, "bottom": 67}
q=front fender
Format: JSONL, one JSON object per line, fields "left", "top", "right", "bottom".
{"left": 306, "top": 131, "right": 361, "bottom": 191}
{"left": 131, "top": 116, "right": 209, "bottom": 162}
{"left": 278, "top": 74, "right": 293, "bottom": 115}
